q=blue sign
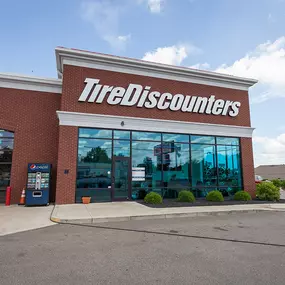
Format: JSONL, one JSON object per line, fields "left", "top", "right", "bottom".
{"left": 28, "top": 163, "right": 50, "bottom": 172}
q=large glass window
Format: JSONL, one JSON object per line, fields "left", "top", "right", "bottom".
{"left": 132, "top": 131, "right": 161, "bottom": 141}
{"left": 131, "top": 141, "right": 162, "bottom": 199}
{"left": 191, "top": 144, "right": 217, "bottom": 197}
{"left": 76, "top": 128, "right": 243, "bottom": 203}
{"left": 217, "top": 145, "right": 242, "bottom": 196}
{"left": 79, "top": 128, "right": 112, "bottom": 139}
{"left": 77, "top": 138, "right": 112, "bottom": 202}
{"left": 162, "top": 142, "right": 190, "bottom": 198}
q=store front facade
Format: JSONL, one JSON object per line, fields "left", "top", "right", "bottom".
{"left": 0, "top": 47, "right": 257, "bottom": 204}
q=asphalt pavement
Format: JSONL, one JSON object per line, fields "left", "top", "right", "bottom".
{"left": 1, "top": 212, "right": 285, "bottom": 285}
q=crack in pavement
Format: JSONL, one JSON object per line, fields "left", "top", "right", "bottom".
{"left": 62, "top": 222, "right": 285, "bottom": 248}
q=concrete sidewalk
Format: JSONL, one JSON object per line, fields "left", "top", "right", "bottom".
{"left": 0, "top": 205, "right": 55, "bottom": 236}
{"left": 50, "top": 202, "right": 285, "bottom": 224}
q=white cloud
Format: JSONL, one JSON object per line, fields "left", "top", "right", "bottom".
{"left": 147, "top": 0, "right": 164, "bottom": 13}
{"left": 142, "top": 44, "right": 201, "bottom": 65}
{"left": 267, "top": 13, "right": 275, "bottom": 23}
{"left": 215, "top": 36, "right": 285, "bottom": 103}
{"left": 253, "top": 134, "right": 285, "bottom": 166}
{"left": 138, "top": 0, "right": 164, "bottom": 13}
{"left": 80, "top": 1, "right": 130, "bottom": 50}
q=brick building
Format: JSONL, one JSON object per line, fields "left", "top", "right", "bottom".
{"left": 0, "top": 47, "right": 257, "bottom": 204}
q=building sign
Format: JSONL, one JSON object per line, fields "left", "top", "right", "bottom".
{"left": 154, "top": 141, "right": 175, "bottom": 156}
{"left": 78, "top": 78, "right": 241, "bottom": 117}
{"left": 132, "top": 167, "right": 145, "bottom": 181}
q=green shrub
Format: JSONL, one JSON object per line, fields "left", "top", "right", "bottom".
{"left": 280, "top": 180, "right": 285, "bottom": 190}
{"left": 271, "top": 179, "right": 282, "bottom": 188}
{"left": 177, "top": 190, "right": 195, "bottom": 202}
{"left": 234, "top": 191, "right": 252, "bottom": 201}
{"left": 256, "top": 182, "right": 280, "bottom": 201}
{"left": 144, "top": 192, "right": 163, "bottom": 204}
{"left": 206, "top": 190, "right": 224, "bottom": 202}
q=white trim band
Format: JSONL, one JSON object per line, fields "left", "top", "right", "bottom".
{"left": 0, "top": 73, "right": 62, "bottom": 93}
{"left": 55, "top": 47, "right": 258, "bottom": 91}
{"left": 56, "top": 111, "right": 254, "bottom": 138}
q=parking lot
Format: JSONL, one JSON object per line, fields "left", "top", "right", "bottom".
{"left": 1, "top": 211, "right": 285, "bottom": 285}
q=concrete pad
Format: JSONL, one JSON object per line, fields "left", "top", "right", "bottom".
{"left": 51, "top": 204, "right": 91, "bottom": 222}
{"left": 50, "top": 202, "right": 285, "bottom": 225}
{"left": 0, "top": 205, "right": 55, "bottom": 236}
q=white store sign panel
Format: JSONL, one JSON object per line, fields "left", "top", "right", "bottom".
{"left": 132, "top": 167, "right": 145, "bottom": 181}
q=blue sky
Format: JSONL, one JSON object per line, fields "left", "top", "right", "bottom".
{"left": 1, "top": 0, "right": 284, "bottom": 166}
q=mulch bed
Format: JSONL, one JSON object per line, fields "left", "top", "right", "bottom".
{"left": 138, "top": 198, "right": 285, "bottom": 208}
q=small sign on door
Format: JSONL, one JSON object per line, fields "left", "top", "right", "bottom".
{"left": 132, "top": 167, "right": 145, "bottom": 181}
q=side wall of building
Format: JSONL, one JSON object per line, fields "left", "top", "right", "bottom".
{"left": 0, "top": 87, "right": 60, "bottom": 203}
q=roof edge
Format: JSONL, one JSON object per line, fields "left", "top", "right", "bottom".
{"left": 0, "top": 73, "right": 62, "bottom": 94}
{"left": 55, "top": 47, "right": 258, "bottom": 90}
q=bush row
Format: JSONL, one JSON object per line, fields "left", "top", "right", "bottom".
{"left": 144, "top": 190, "right": 256, "bottom": 204}
{"left": 271, "top": 179, "right": 285, "bottom": 189}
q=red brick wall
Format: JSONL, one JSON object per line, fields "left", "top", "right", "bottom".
{"left": 55, "top": 126, "right": 78, "bottom": 204}
{"left": 240, "top": 138, "right": 256, "bottom": 197}
{"left": 61, "top": 65, "right": 252, "bottom": 127}
{"left": 0, "top": 87, "right": 60, "bottom": 204}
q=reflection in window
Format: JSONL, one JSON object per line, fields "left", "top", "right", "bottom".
{"left": 131, "top": 141, "right": 162, "bottom": 199}
{"left": 79, "top": 128, "right": 112, "bottom": 139}
{"left": 77, "top": 138, "right": 112, "bottom": 201}
{"left": 113, "top": 140, "right": 130, "bottom": 157}
{"left": 191, "top": 135, "right": 215, "bottom": 144}
{"left": 132, "top": 131, "right": 161, "bottom": 141}
{"left": 114, "top": 130, "right": 130, "bottom": 140}
{"left": 162, "top": 133, "right": 189, "bottom": 143}
{"left": 191, "top": 144, "right": 217, "bottom": 197}
{"left": 76, "top": 128, "right": 244, "bottom": 202}
{"left": 216, "top": 137, "right": 239, "bottom": 145}
{"left": 217, "top": 145, "right": 242, "bottom": 195}
{"left": 162, "top": 143, "right": 190, "bottom": 198}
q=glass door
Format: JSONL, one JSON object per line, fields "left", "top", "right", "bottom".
{"left": 112, "top": 156, "right": 130, "bottom": 200}
{"left": 0, "top": 130, "right": 14, "bottom": 204}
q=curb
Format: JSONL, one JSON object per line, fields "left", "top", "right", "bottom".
{"left": 50, "top": 207, "right": 275, "bottom": 225}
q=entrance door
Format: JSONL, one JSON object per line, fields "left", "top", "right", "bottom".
{"left": 0, "top": 130, "right": 14, "bottom": 204}
{"left": 112, "top": 156, "right": 130, "bottom": 200}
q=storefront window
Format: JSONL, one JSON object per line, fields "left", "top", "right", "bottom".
{"left": 131, "top": 141, "right": 162, "bottom": 199}
{"left": 77, "top": 138, "right": 112, "bottom": 202}
{"left": 114, "top": 130, "right": 130, "bottom": 140}
{"left": 216, "top": 137, "right": 239, "bottom": 145}
{"left": 217, "top": 145, "right": 242, "bottom": 195}
{"left": 191, "top": 135, "right": 215, "bottom": 144}
{"left": 113, "top": 140, "right": 130, "bottom": 157}
{"left": 76, "top": 128, "right": 243, "bottom": 203}
{"left": 162, "top": 143, "right": 190, "bottom": 198}
{"left": 132, "top": 131, "right": 161, "bottom": 141}
{"left": 79, "top": 128, "right": 112, "bottom": 139}
{"left": 162, "top": 133, "right": 189, "bottom": 143}
{"left": 191, "top": 144, "right": 217, "bottom": 197}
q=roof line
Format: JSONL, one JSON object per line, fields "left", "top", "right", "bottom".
{"left": 55, "top": 46, "right": 258, "bottom": 91}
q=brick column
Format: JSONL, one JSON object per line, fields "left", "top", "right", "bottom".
{"left": 240, "top": 137, "right": 256, "bottom": 197}
{"left": 55, "top": 126, "right": 78, "bottom": 204}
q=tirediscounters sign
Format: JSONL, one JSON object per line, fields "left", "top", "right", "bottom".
{"left": 78, "top": 78, "right": 241, "bottom": 117}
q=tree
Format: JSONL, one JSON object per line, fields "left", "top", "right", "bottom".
{"left": 83, "top": 147, "right": 111, "bottom": 163}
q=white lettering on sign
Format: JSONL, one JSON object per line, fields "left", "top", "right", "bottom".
{"left": 78, "top": 78, "right": 241, "bottom": 117}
